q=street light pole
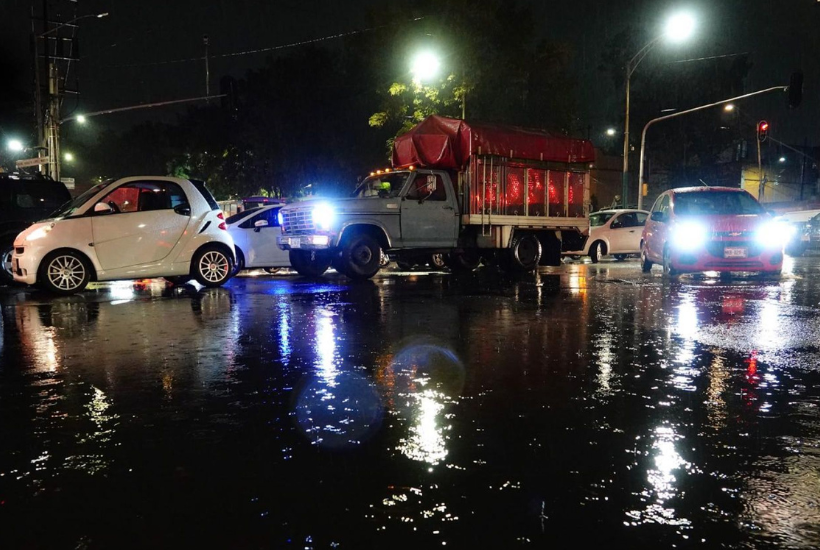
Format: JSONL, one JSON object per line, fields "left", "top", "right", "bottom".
{"left": 636, "top": 86, "right": 788, "bottom": 210}
{"left": 622, "top": 35, "right": 663, "bottom": 208}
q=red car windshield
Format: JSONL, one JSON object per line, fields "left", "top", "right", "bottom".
{"left": 674, "top": 191, "right": 764, "bottom": 216}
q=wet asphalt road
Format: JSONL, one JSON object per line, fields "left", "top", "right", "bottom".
{"left": 2, "top": 256, "right": 820, "bottom": 549}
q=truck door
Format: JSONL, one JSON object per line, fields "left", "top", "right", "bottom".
{"left": 400, "top": 172, "right": 459, "bottom": 248}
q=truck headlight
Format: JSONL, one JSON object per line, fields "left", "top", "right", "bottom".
{"left": 756, "top": 220, "right": 795, "bottom": 248}
{"left": 671, "top": 221, "right": 707, "bottom": 251}
{"left": 277, "top": 211, "right": 284, "bottom": 227}
{"left": 312, "top": 204, "right": 335, "bottom": 230}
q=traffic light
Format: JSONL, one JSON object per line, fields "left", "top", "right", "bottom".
{"left": 757, "top": 120, "right": 769, "bottom": 142}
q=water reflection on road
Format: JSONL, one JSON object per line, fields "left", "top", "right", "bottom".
{"left": 1, "top": 257, "right": 820, "bottom": 548}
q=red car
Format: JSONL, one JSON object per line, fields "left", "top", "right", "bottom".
{"left": 640, "top": 186, "right": 793, "bottom": 276}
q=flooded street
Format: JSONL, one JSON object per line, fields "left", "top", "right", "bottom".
{"left": 2, "top": 257, "right": 820, "bottom": 549}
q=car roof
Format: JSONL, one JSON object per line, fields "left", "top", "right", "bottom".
{"left": 592, "top": 208, "right": 649, "bottom": 214}
{"left": 671, "top": 186, "right": 747, "bottom": 194}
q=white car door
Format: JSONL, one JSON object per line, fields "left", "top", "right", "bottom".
{"left": 243, "top": 208, "right": 290, "bottom": 268}
{"left": 606, "top": 213, "right": 641, "bottom": 253}
{"left": 91, "top": 180, "right": 191, "bottom": 271}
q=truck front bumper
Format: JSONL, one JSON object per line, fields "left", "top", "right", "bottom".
{"left": 277, "top": 234, "right": 333, "bottom": 251}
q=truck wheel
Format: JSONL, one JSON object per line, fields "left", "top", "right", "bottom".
{"left": 429, "top": 253, "right": 446, "bottom": 269}
{"left": 290, "top": 250, "right": 331, "bottom": 278}
{"left": 508, "top": 234, "right": 542, "bottom": 271}
{"left": 445, "top": 250, "right": 481, "bottom": 272}
{"left": 339, "top": 233, "right": 382, "bottom": 280}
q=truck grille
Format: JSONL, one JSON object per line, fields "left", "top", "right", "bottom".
{"left": 281, "top": 208, "right": 315, "bottom": 234}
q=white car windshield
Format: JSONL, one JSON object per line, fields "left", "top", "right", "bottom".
{"left": 51, "top": 180, "right": 115, "bottom": 218}
{"left": 590, "top": 212, "right": 615, "bottom": 227}
{"left": 352, "top": 173, "right": 410, "bottom": 199}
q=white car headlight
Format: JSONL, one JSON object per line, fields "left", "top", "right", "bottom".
{"left": 756, "top": 220, "right": 795, "bottom": 248}
{"left": 671, "top": 221, "right": 707, "bottom": 251}
{"left": 26, "top": 225, "right": 53, "bottom": 241}
{"left": 312, "top": 204, "right": 335, "bottom": 230}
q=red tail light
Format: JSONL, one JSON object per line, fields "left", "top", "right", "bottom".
{"left": 218, "top": 222, "right": 227, "bottom": 230}
{"left": 217, "top": 212, "right": 225, "bottom": 220}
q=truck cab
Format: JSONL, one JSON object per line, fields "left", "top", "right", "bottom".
{"left": 277, "top": 169, "right": 460, "bottom": 279}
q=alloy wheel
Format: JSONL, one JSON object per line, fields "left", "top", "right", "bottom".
{"left": 198, "top": 251, "right": 230, "bottom": 283}
{"left": 47, "top": 255, "right": 87, "bottom": 291}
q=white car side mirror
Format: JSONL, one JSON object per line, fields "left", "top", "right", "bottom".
{"left": 94, "top": 202, "right": 114, "bottom": 215}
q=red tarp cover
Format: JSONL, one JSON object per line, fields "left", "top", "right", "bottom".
{"left": 391, "top": 115, "right": 595, "bottom": 169}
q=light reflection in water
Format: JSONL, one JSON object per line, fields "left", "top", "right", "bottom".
{"left": 397, "top": 388, "right": 448, "bottom": 465}
{"left": 65, "top": 385, "right": 119, "bottom": 475}
{"left": 673, "top": 299, "right": 698, "bottom": 366}
{"left": 705, "top": 355, "right": 729, "bottom": 430}
{"left": 277, "top": 301, "right": 292, "bottom": 361}
{"left": 594, "top": 331, "right": 616, "bottom": 397}
{"left": 627, "top": 425, "right": 692, "bottom": 527}
{"left": 315, "top": 310, "right": 338, "bottom": 385}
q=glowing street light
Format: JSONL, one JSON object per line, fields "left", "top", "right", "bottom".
{"left": 411, "top": 51, "right": 440, "bottom": 84}
{"left": 63, "top": 152, "right": 74, "bottom": 162}
{"left": 7, "top": 139, "right": 24, "bottom": 152}
{"left": 724, "top": 103, "right": 735, "bottom": 112}
{"left": 606, "top": 128, "right": 617, "bottom": 136}
{"left": 76, "top": 115, "right": 87, "bottom": 124}
{"left": 779, "top": 157, "right": 786, "bottom": 163}
{"left": 665, "top": 12, "right": 696, "bottom": 43}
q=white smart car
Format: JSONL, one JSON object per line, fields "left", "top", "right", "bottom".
{"left": 226, "top": 205, "right": 291, "bottom": 273}
{"left": 566, "top": 209, "right": 649, "bottom": 263}
{"left": 11, "top": 176, "right": 235, "bottom": 294}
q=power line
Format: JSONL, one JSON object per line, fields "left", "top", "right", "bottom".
{"left": 668, "top": 52, "right": 750, "bottom": 64}
{"left": 95, "top": 17, "right": 426, "bottom": 70}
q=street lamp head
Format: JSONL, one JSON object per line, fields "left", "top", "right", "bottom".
{"left": 724, "top": 103, "right": 735, "bottom": 112}
{"left": 76, "top": 115, "right": 87, "bottom": 124}
{"left": 779, "top": 157, "right": 786, "bottom": 163}
{"left": 606, "top": 128, "right": 617, "bottom": 136}
{"left": 665, "top": 12, "right": 696, "bottom": 43}
{"left": 8, "top": 139, "right": 24, "bottom": 152}
{"left": 411, "top": 51, "right": 440, "bottom": 84}
{"left": 64, "top": 152, "right": 74, "bottom": 162}
{"left": 97, "top": 12, "right": 109, "bottom": 18}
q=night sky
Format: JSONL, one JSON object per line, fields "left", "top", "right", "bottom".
{"left": 2, "top": 0, "right": 819, "bottom": 147}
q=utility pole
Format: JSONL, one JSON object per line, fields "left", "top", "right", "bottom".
{"left": 45, "top": 62, "right": 60, "bottom": 181}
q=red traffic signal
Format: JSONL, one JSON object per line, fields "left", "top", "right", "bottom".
{"left": 757, "top": 120, "right": 769, "bottom": 142}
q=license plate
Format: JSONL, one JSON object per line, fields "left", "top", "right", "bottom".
{"left": 724, "top": 247, "right": 747, "bottom": 258}
{"left": 290, "top": 238, "right": 301, "bottom": 249}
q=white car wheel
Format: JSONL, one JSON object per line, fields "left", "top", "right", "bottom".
{"left": 193, "top": 247, "right": 233, "bottom": 287}
{"left": 40, "top": 252, "right": 91, "bottom": 294}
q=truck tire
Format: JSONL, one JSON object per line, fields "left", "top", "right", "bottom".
{"left": 445, "top": 250, "right": 480, "bottom": 272}
{"left": 538, "top": 233, "right": 562, "bottom": 266}
{"left": 339, "top": 233, "right": 382, "bottom": 280}
{"left": 508, "top": 234, "right": 542, "bottom": 271}
{"left": 290, "top": 250, "right": 331, "bottom": 278}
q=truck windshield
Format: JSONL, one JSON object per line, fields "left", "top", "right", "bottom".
{"left": 352, "top": 173, "right": 409, "bottom": 199}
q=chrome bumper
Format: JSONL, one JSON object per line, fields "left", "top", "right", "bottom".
{"left": 277, "top": 234, "right": 332, "bottom": 251}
